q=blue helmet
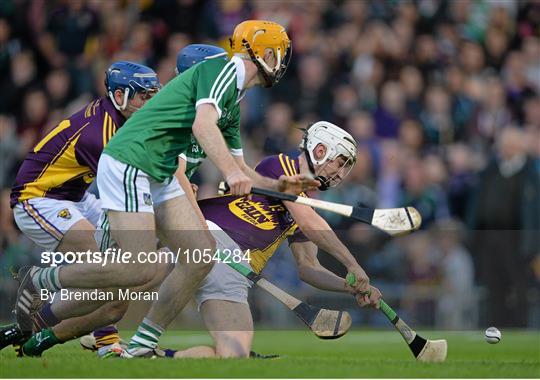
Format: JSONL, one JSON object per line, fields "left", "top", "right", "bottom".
{"left": 105, "top": 61, "right": 161, "bottom": 111}
{"left": 176, "top": 44, "right": 228, "bottom": 75}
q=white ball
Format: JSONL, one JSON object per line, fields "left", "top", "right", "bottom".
{"left": 484, "top": 327, "right": 501, "bottom": 344}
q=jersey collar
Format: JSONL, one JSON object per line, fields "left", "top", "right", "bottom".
{"left": 231, "top": 55, "right": 246, "bottom": 91}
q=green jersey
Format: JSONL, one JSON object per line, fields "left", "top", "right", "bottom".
{"left": 104, "top": 57, "right": 244, "bottom": 182}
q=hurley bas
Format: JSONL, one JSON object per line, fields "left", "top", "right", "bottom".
{"left": 40, "top": 289, "right": 158, "bottom": 302}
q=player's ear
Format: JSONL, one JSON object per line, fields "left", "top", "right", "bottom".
{"left": 264, "top": 48, "right": 276, "bottom": 66}
{"left": 113, "top": 89, "right": 125, "bottom": 105}
{"left": 313, "top": 143, "right": 327, "bottom": 160}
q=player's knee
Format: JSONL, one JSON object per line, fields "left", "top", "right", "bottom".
{"left": 115, "top": 264, "right": 157, "bottom": 286}
{"left": 133, "top": 264, "right": 158, "bottom": 285}
{"left": 216, "top": 343, "right": 249, "bottom": 358}
{"left": 103, "top": 301, "right": 129, "bottom": 324}
{"left": 215, "top": 333, "right": 251, "bottom": 358}
{"left": 191, "top": 260, "right": 214, "bottom": 282}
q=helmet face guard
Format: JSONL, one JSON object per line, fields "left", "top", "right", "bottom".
{"left": 316, "top": 154, "right": 356, "bottom": 189}
{"left": 244, "top": 39, "right": 292, "bottom": 88}
{"left": 299, "top": 121, "right": 358, "bottom": 190}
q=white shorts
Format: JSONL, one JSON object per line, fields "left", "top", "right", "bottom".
{"left": 13, "top": 192, "right": 102, "bottom": 251}
{"left": 194, "top": 221, "right": 252, "bottom": 309}
{"left": 96, "top": 153, "right": 184, "bottom": 213}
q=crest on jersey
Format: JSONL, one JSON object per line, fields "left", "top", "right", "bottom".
{"left": 143, "top": 193, "right": 153, "bottom": 206}
{"left": 58, "top": 209, "right": 72, "bottom": 219}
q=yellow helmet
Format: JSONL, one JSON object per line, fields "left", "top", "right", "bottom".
{"left": 230, "top": 20, "right": 292, "bottom": 87}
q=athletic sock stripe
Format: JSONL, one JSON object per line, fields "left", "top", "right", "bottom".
{"left": 138, "top": 326, "right": 160, "bottom": 340}
{"left": 140, "top": 321, "right": 163, "bottom": 336}
{"left": 50, "top": 268, "right": 61, "bottom": 291}
{"left": 38, "top": 269, "right": 47, "bottom": 290}
{"left": 215, "top": 68, "right": 237, "bottom": 105}
{"left": 130, "top": 336, "right": 155, "bottom": 348}
{"left": 42, "top": 268, "right": 53, "bottom": 290}
{"left": 122, "top": 164, "right": 130, "bottom": 212}
{"left": 136, "top": 331, "right": 158, "bottom": 343}
{"left": 48, "top": 268, "right": 57, "bottom": 291}
{"left": 209, "top": 62, "right": 235, "bottom": 99}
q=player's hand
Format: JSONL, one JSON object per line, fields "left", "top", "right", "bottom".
{"left": 355, "top": 285, "right": 381, "bottom": 309}
{"left": 190, "top": 183, "right": 199, "bottom": 197}
{"left": 226, "top": 170, "right": 252, "bottom": 195}
{"left": 345, "top": 265, "right": 370, "bottom": 294}
{"left": 277, "top": 174, "right": 320, "bottom": 194}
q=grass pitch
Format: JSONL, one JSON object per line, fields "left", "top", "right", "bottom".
{"left": 1, "top": 330, "right": 538, "bottom": 378}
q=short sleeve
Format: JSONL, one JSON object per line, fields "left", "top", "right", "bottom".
{"left": 255, "top": 154, "right": 287, "bottom": 179}
{"left": 195, "top": 60, "right": 237, "bottom": 119}
{"left": 288, "top": 227, "right": 310, "bottom": 245}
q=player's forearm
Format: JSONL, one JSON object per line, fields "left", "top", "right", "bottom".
{"left": 298, "top": 221, "right": 358, "bottom": 270}
{"left": 299, "top": 265, "right": 348, "bottom": 292}
{"left": 239, "top": 163, "right": 278, "bottom": 189}
{"left": 192, "top": 120, "right": 241, "bottom": 178}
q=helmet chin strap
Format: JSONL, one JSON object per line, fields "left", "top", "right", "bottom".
{"left": 302, "top": 132, "right": 330, "bottom": 191}
{"left": 109, "top": 88, "right": 130, "bottom": 111}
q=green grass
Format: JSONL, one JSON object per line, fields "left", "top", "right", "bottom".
{"left": 1, "top": 330, "right": 539, "bottom": 378}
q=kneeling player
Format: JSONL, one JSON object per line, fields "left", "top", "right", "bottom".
{"left": 167, "top": 121, "right": 381, "bottom": 358}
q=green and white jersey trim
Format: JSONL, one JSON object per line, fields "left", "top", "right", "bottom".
{"left": 195, "top": 60, "right": 236, "bottom": 118}
{"left": 194, "top": 56, "right": 245, "bottom": 118}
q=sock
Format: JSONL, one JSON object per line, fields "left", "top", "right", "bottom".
{"left": 163, "top": 349, "right": 177, "bottom": 358}
{"left": 128, "top": 318, "right": 163, "bottom": 351}
{"left": 20, "top": 328, "right": 62, "bottom": 357}
{"left": 34, "top": 303, "right": 61, "bottom": 331}
{"left": 31, "top": 267, "right": 62, "bottom": 292}
{"left": 93, "top": 325, "right": 120, "bottom": 348}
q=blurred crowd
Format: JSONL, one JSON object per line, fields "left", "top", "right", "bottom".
{"left": 0, "top": 0, "right": 539, "bottom": 329}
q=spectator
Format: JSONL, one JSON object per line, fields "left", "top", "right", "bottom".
{"left": 0, "top": 50, "right": 38, "bottom": 115}
{"left": 402, "top": 233, "right": 440, "bottom": 326}
{"left": 372, "top": 81, "right": 405, "bottom": 139}
{"left": 399, "top": 66, "right": 424, "bottom": 119}
{"left": 401, "top": 156, "right": 450, "bottom": 227}
{"left": 468, "top": 127, "right": 540, "bottom": 327}
{"left": 419, "top": 85, "right": 455, "bottom": 145}
{"left": 432, "top": 219, "right": 475, "bottom": 329}
{"left": 471, "top": 77, "right": 512, "bottom": 146}
{"left": 398, "top": 119, "right": 425, "bottom": 156}
{"left": 262, "top": 102, "right": 295, "bottom": 155}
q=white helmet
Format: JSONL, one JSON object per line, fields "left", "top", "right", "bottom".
{"left": 299, "top": 121, "right": 357, "bottom": 190}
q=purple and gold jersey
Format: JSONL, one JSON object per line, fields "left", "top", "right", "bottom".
{"left": 10, "top": 97, "right": 124, "bottom": 207}
{"left": 198, "top": 153, "right": 309, "bottom": 273}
